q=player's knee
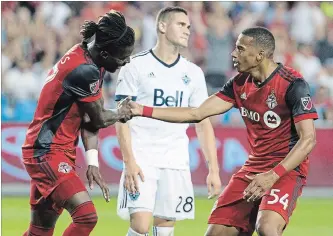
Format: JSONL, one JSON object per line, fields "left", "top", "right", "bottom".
{"left": 130, "top": 211, "right": 151, "bottom": 234}
{"left": 70, "top": 201, "right": 98, "bottom": 230}
{"left": 152, "top": 226, "right": 174, "bottom": 236}
{"left": 256, "top": 213, "right": 285, "bottom": 236}
{"left": 256, "top": 221, "right": 282, "bottom": 236}
{"left": 23, "top": 224, "right": 55, "bottom": 236}
{"left": 30, "top": 205, "right": 60, "bottom": 228}
{"left": 127, "top": 227, "right": 149, "bottom": 236}
{"left": 129, "top": 225, "right": 149, "bottom": 235}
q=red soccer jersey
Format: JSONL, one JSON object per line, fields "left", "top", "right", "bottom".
{"left": 216, "top": 64, "right": 318, "bottom": 177}
{"left": 22, "top": 44, "right": 105, "bottom": 160}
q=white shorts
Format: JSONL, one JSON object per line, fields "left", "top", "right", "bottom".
{"left": 117, "top": 164, "right": 195, "bottom": 221}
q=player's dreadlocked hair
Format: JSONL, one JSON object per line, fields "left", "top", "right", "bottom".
{"left": 242, "top": 27, "right": 275, "bottom": 58}
{"left": 80, "top": 10, "right": 135, "bottom": 51}
{"left": 156, "top": 6, "right": 188, "bottom": 32}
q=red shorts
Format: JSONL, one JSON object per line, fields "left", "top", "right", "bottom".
{"left": 208, "top": 169, "right": 305, "bottom": 233}
{"left": 23, "top": 152, "right": 87, "bottom": 214}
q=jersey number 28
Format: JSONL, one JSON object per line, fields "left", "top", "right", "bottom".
{"left": 175, "top": 196, "right": 193, "bottom": 213}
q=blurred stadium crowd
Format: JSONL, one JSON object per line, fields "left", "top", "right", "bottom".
{"left": 2, "top": 1, "right": 333, "bottom": 127}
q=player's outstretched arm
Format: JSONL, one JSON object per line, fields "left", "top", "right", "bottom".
{"left": 129, "top": 94, "right": 234, "bottom": 123}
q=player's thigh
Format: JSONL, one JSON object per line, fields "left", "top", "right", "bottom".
{"left": 208, "top": 170, "right": 260, "bottom": 234}
{"left": 29, "top": 182, "right": 61, "bottom": 228}
{"left": 154, "top": 168, "right": 194, "bottom": 221}
{"left": 24, "top": 155, "right": 86, "bottom": 227}
{"left": 259, "top": 171, "right": 305, "bottom": 227}
{"left": 50, "top": 174, "right": 90, "bottom": 213}
{"left": 117, "top": 165, "right": 158, "bottom": 222}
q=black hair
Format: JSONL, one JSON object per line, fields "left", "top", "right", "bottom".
{"left": 156, "top": 6, "right": 188, "bottom": 31}
{"left": 80, "top": 10, "right": 135, "bottom": 51}
{"left": 242, "top": 27, "right": 275, "bottom": 58}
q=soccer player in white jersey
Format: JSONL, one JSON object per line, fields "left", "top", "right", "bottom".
{"left": 115, "top": 7, "right": 221, "bottom": 236}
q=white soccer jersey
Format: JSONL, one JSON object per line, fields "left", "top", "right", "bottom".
{"left": 115, "top": 49, "right": 208, "bottom": 170}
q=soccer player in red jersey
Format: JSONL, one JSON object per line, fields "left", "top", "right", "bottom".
{"left": 22, "top": 11, "right": 135, "bottom": 236}
{"left": 128, "top": 27, "right": 318, "bottom": 236}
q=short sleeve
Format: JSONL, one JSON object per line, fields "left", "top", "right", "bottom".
{"left": 285, "top": 79, "right": 318, "bottom": 123}
{"left": 188, "top": 67, "right": 208, "bottom": 107}
{"left": 115, "top": 63, "right": 139, "bottom": 102}
{"left": 62, "top": 64, "right": 102, "bottom": 103}
{"left": 215, "top": 76, "right": 236, "bottom": 105}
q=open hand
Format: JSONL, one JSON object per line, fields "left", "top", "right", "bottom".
{"left": 243, "top": 170, "right": 279, "bottom": 202}
{"left": 86, "top": 165, "right": 110, "bottom": 202}
{"left": 124, "top": 160, "right": 145, "bottom": 194}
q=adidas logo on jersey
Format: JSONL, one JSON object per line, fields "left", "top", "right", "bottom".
{"left": 240, "top": 92, "right": 247, "bottom": 100}
{"left": 148, "top": 72, "right": 155, "bottom": 78}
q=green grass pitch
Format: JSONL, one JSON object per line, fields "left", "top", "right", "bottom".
{"left": 2, "top": 197, "right": 332, "bottom": 235}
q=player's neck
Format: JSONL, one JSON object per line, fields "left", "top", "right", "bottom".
{"left": 87, "top": 47, "right": 102, "bottom": 68}
{"left": 152, "top": 41, "right": 180, "bottom": 65}
{"left": 250, "top": 60, "right": 279, "bottom": 83}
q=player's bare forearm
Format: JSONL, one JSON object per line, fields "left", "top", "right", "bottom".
{"left": 78, "top": 97, "right": 130, "bottom": 129}
{"left": 152, "top": 107, "right": 201, "bottom": 123}
{"left": 195, "top": 119, "right": 219, "bottom": 172}
{"left": 81, "top": 125, "right": 99, "bottom": 151}
{"left": 115, "top": 121, "right": 136, "bottom": 164}
{"left": 134, "top": 95, "right": 234, "bottom": 123}
{"left": 277, "top": 119, "right": 316, "bottom": 173}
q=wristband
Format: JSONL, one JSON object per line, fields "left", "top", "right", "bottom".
{"left": 86, "top": 149, "right": 99, "bottom": 167}
{"left": 272, "top": 164, "right": 287, "bottom": 177}
{"left": 142, "top": 106, "right": 153, "bottom": 117}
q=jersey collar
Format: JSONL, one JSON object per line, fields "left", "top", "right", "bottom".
{"left": 254, "top": 63, "right": 283, "bottom": 88}
{"left": 150, "top": 49, "right": 180, "bottom": 68}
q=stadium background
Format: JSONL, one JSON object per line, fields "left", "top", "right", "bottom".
{"left": 1, "top": 1, "right": 333, "bottom": 235}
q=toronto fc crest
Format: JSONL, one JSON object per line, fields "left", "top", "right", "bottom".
{"left": 58, "top": 162, "right": 72, "bottom": 173}
{"left": 266, "top": 90, "right": 278, "bottom": 109}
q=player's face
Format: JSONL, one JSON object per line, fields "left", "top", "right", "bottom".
{"left": 231, "top": 34, "right": 262, "bottom": 73}
{"left": 101, "top": 45, "right": 134, "bottom": 73}
{"left": 164, "top": 12, "right": 191, "bottom": 48}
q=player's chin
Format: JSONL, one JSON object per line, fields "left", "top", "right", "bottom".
{"left": 235, "top": 65, "right": 245, "bottom": 73}
{"left": 178, "top": 40, "right": 188, "bottom": 48}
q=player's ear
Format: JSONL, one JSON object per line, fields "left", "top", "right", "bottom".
{"left": 256, "top": 50, "right": 264, "bottom": 62}
{"left": 158, "top": 21, "right": 166, "bottom": 34}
